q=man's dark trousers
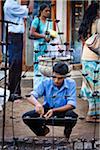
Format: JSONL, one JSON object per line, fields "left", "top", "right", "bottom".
{"left": 22, "top": 104, "right": 78, "bottom": 137}
{"left": 8, "top": 33, "right": 23, "bottom": 96}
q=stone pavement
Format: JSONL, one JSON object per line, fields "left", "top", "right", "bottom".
{"left": 0, "top": 70, "right": 100, "bottom": 149}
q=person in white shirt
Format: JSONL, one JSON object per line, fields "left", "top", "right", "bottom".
{"left": 3, "top": 0, "right": 31, "bottom": 101}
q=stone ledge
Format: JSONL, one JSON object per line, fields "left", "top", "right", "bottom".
{"left": 0, "top": 138, "right": 99, "bottom": 150}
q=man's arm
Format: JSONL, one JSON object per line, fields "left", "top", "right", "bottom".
{"left": 27, "top": 95, "right": 40, "bottom": 105}
{"left": 27, "top": 95, "right": 44, "bottom": 116}
{"left": 6, "top": 1, "right": 28, "bottom": 18}
{"left": 44, "top": 104, "right": 74, "bottom": 119}
{"left": 53, "top": 104, "right": 74, "bottom": 113}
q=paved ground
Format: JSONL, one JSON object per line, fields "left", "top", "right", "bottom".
{"left": 0, "top": 70, "right": 100, "bottom": 149}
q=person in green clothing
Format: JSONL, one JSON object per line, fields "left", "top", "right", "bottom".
{"left": 78, "top": 2, "right": 100, "bottom": 122}
{"left": 30, "top": 3, "right": 53, "bottom": 89}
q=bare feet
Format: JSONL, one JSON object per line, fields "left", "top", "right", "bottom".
{"left": 86, "top": 116, "right": 100, "bottom": 123}
{"left": 14, "top": 99, "right": 23, "bottom": 104}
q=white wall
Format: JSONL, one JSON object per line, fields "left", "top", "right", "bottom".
{"left": 56, "top": 0, "right": 67, "bottom": 41}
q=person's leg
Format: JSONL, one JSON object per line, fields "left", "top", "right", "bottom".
{"left": 22, "top": 105, "right": 50, "bottom": 136}
{"left": 46, "top": 110, "right": 78, "bottom": 139}
{"left": 64, "top": 110, "right": 78, "bottom": 139}
{"left": 9, "top": 61, "right": 22, "bottom": 95}
{"left": 86, "top": 61, "right": 100, "bottom": 122}
{"left": 80, "top": 61, "right": 100, "bottom": 122}
{"left": 86, "top": 97, "right": 100, "bottom": 123}
{"left": 8, "top": 34, "right": 23, "bottom": 100}
{"left": 22, "top": 110, "right": 45, "bottom": 136}
{"left": 33, "top": 44, "right": 47, "bottom": 90}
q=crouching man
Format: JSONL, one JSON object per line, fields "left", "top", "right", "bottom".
{"left": 22, "top": 62, "right": 78, "bottom": 140}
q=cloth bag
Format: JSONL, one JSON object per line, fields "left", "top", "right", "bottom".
{"left": 85, "top": 33, "right": 100, "bottom": 55}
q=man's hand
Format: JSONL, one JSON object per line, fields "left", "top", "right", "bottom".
{"left": 44, "top": 36, "right": 50, "bottom": 43}
{"left": 44, "top": 109, "right": 53, "bottom": 120}
{"left": 35, "top": 104, "right": 44, "bottom": 117}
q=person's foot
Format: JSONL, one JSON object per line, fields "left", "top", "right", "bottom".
{"left": 64, "top": 128, "right": 72, "bottom": 140}
{"left": 86, "top": 116, "right": 100, "bottom": 123}
{"left": 8, "top": 94, "right": 22, "bottom": 102}
{"left": 36, "top": 126, "right": 50, "bottom": 136}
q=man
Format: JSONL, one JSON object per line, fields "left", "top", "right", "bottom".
{"left": 22, "top": 62, "right": 78, "bottom": 139}
{"left": 3, "top": 0, "right": 31, "bottom": 101}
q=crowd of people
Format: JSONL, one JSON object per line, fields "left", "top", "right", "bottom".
{"left": 0, "top": 0, "right": 99, "bottom": 140}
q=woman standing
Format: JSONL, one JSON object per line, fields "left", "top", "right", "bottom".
{"left": 30, "top": 3, "right": 52, "bottom": 89}
{"left": 78, "top": 2, "right": 100, "bottom": 122}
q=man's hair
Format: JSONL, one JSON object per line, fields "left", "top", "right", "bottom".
{"left": 53, "top": 62, "right": 69, "bottom": 75}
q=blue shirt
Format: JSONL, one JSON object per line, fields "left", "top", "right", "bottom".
{"left": 4, "top": 0, "right": 28, "bottom": 33}
{"left": 31, "top": 78, "right": 77, "bottom": 108}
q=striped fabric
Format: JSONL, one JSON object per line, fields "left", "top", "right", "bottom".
{"left": 80, "top": 60, "right": 100, "bottom": 116}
